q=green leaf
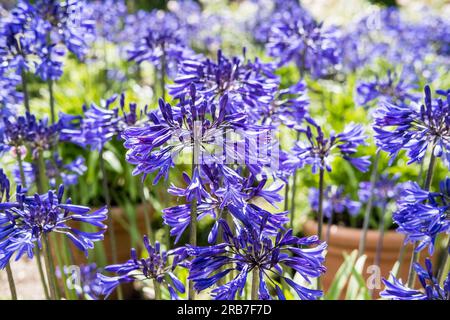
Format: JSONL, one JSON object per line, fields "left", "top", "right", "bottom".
{"left": 325, "top": 250, "right": 358, "bottom": 300}
{"left": 346, "top": 254, "right": 371, "bottom": 300}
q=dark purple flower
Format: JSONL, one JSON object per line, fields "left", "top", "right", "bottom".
{"left": 373, "top": 85, "right": 450, "bottom": 168}
{"left": 187, "top": 219, "right": 326, "bottom": 300}
{"left": 381, "top": 259, "right": 449, "bottom": 300}
{"left": 0, "top": 185, "right": 107, "bottom": 268}
{"left": 97, "top": 235, "right": 185, "bottom": 299}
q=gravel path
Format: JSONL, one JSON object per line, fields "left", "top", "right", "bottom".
{"left": 0, "top": 257, "right": 46, "bottom": 300}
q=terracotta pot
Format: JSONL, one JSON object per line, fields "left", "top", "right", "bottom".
{"left": 53, "top": 204, "right": 153, "bottom": 299}
{"left": 303, "top": 219, "right": 431, "bottom": 298}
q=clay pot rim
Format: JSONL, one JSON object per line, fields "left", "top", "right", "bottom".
{"left": 303, "top": 219, "right": 405, "bottom": 251}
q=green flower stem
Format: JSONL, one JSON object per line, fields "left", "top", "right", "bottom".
{"left": 99, "top": 150, "right": 123, "bottom": 300}
{"left": 284, "top": 180, "right": 290, "bottom": 212}
{"left": 374, "top": 204, "right": 387, "bottom": 269}
{"left": 5, "top": 264, "right": 17, "bottom": 300}
{"left": 317, "top": 167, "right": 325, "bottom": 241}
{"left": 48, "top": 79, "right": 56, "bottom": 124}
{"left": 21, "top": 70, "right": 30, "bottom": 113}
{"left": 358, "top": 150, "right": 381, "bottom": 257}
{"left": 42, "top": 235, "right": 58, "bottom": 300}
{"left": 36, "top": 149, "right": 48, "bottom": 193}
{"left": 407, "top": 149, "right": 437, "bottom": 288}
{"left": 160, "top": 48, "right": 166, "bottom": 99}
{"left": 289, "top": 131, "right": 301, "bottom": 230}
{"left": 316, "top": 166, "right": 325, "bottom": 291}
{"left": 251, "top": 268, "right": 259, "bottom": 300}
{"left": 437, "top": 237, "right": 449, "bottom": 285}
{"left": 140, "top": 182, "right": 154, "bottom": 243}
{"left": 34, "top": 247, "right": 50, "bottom": 300}
{"left": 153, "top": 279, "right": 161, "bottom": 300}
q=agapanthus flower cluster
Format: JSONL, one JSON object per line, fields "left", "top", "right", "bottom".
{"left": 381, "top": 259, "right": 449, "bottom": 300}
{"left": 97, "top": 236, "right": 185, "bottom": 299}
{"left": 393, "top": 178, "right": 450, "bottom": 254}
{"left": 186, "top": 217, "right": 327, "bottom": 300}
{"left": 309, "top": 186, "right": 361, "bottom": 219}
{"left": 0, "top": 185, "right": 107, "bottom": 268}
{"left": 373, "top": 85, "right": 450, "bottom": 168}
{"left": 0, "top": 0, "right": 95, "bottom": 82}
{"left": 340, "top": 8, "right": 448, "bottom": 76}
{"left": 358, "top": 173, "right": 401, "bottom": 209}
{"left": 123, "top": 88, "right": 269, "bottom": 184}
{"left": 265, "top": 8, "right": 340, "bottom": 78}
{"left": 59, "top": 263, "right": 102, "bottom": 300}
{"left": 164, "top": 168, "right": 287, "bottom": 243}
{"left": 356, "top": 70, "right": 420, "bottom": 107}
{"left": 13, "top": 155, "right": 87, "bottom": 188}
{"left": 284, "top": 119, "right": 371, "bottom": 174}
{"left": 127, "top": 9, "right": 195, "bottom": 77}
{"left": 64, "top": 93, "right": 138, "bottom": 152}
{"left": 170, "top": 50, "right": 279, "bottom": 121}
{"left": 87, "top": 0, "right": 127, "bottom": 44}
{"left": 258, "top": 80, "right": 309, "bottom": 129}
{"left": 0, "top": 112, "right": 80, "bottom": 157}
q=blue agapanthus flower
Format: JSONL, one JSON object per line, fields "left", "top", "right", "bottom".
{"left": 63, "top": 94, "right": 138, "bottom": 152}
{"left": 123, "top": 89, "right": 268, "bottom": 184}
{"left": 0, "top": 67, "right": 23, "bottom": 109}
{"left": 87, "top": 0, "right": 127, "bottom": 44}
{"left": 358, "top": 173, "right": 402, "bottom": 209}
{"left": 0, "top": 1, "right": 47, "bottom": 75}
{"left": 59, "top": 263, "right": 102, "bottom": 300}
{"left": 381, "top": 259, "right": 449, "bottom": 300}
{"left": 309, "top": 186, "right": 361, "bottom": 219}
{"left": 373, "top": 85, "right": 450, "bottom": 168}
{"left": 0, "top": 185, "right": 107, "bottom": 268}
{"left": 97, "top": 235, "right": 185, "bottom": 299}
{"left": 393, "top": 178, "right": 450, "bottom": 254}
{"left": 356, "top": 70, "right": 420, "bottom": 107}
{"left": 0, "top": 112, "right": 80, "bottom": 158}
{"left": 0, "top": 169, "right": 11, "bottom": 203}
{"left": 164, "top": 167, "right": 287, "bottom": 243}
{"left": 13, "top": 154, "right": 87, "bottom": 188}
{"left": 34, "top": 0, "right": 95, "bottom": 60}
{"left": 284, "top": 118, "right": 371, "bottom": 174}
{"left": 259, "top": 80, "right": 309, "bottom": 129}
{"left": 265, "top": 9, "right": 340, "bottom": 78}
{"left": 127, "top": 9, "right": 195, "bottom": 77}
{"left": 169, "top": 50, "right": 279, "bottom": 121}
{"left": 187, "top": 218, "right": 327, "bottom": 300}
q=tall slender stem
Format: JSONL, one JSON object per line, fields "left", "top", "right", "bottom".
{"left": 21, "top": 69, "right": 30, "bottom": 113}
{"left": 374, "top": 204, "right": 387, "bottom": 269}
{"left": 358, "top": 150, "right": 381, "bottom": 257}
{"left": 160, "top": 49, "right": 166, "bottom": 99}
{"left": 5, "top": 264, "right": 17, "bottom": 300}
{"left": 140, "top": 182, "right": 154, "bottom": 242}
{"left": 42, "top": 235, "right": 57, "bottom": 300}
{"left": 407, "top": 150, "right": 437, "bottom": 287}
{"left": 317, "top": 167, "right": 325, "bottom": 241}
{"left": 99, "top": 150, "right": 123, "bottom": 300}
{"left": 289, "top": 131, "right": 301, "bottom": 230}
{"left": 34, "top": 247, "right": 50, "bottom": 300}
{"left": 48, "top": 79, "right": 56, "bottom": 124}
{"left": 251, "top": 268, "right": 259, "bottom": 300}
{"left": 36, "top": 149, "right": 48, "bottom": 194}
{"left": 316, "top": 167, "right": 325, "bottom": 291}
{"left": 284, "top": 180, "right": 290, "bottom": 212}
{"left": 437, "top": 237, "right": 450, "bottom": 285}
{"left": 153, "top": 279, "right": 161, "bottom": 300}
